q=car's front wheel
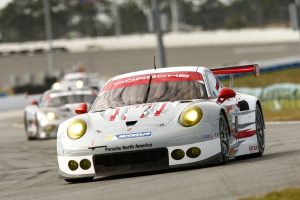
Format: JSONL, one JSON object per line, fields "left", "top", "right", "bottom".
{"left": 219, "top": 113, "right": 230, "bottom": 163}
{"left": 255, "top": 106, "right": 265, "bottom": 157}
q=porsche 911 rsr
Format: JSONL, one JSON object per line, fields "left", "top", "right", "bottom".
{"left": 56, "top": 65, "right": 265, "bottom": 182}
{"left": 52, "top": 72, "right": 102, "bottom": 91}
{"left": 24, "top": 89, "right": 97, "bottom": 140}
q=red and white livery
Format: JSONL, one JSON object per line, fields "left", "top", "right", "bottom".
{"left": 56, "top": 65, "right": 265, "bottom": 182}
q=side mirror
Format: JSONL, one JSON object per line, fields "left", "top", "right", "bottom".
{"left": 217, "top": 88, "right": 236, "bottom": 103}
{"left": 31, "top": 100, "right": 39, "bottom": 106}
{"left": 75, "top": 103, "right": 88, "bottom": 114}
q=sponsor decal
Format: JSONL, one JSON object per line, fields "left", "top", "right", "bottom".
{"left": 117, "top": 131, "right": 151, "bottom": 139}
{"left": 105, "top": 135, "right": 115, "bottom": 141}
{"left": 203, "top": 132, "right": 219, "bottom": 140}
{"left": 105, "top": 131, "right": 151, "bottom": 141}
{"left": 249, "top": 145, "right": 258, "bottom": 152}
{"left": 102, "top": 72, "right": 203, "bottom": 91}
{"left": 105, "top": 143, "right": 153, "bottom": 152}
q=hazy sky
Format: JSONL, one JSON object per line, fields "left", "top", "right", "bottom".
{"left": 0, "top": 0, "right": 12, "bottom": 9}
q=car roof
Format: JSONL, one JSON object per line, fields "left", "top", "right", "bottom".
{"left": 64, "top": 72, "right": 88, "bottom": 80}
{"left": 45, "top": 89, "right": 94, "bottom": 98}
{"left": 111, "top": 66, "right": 209, "bottom": 81}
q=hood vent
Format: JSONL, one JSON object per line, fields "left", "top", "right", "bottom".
{"left": 126, "top": 121, "right": 138, "bottom": 126}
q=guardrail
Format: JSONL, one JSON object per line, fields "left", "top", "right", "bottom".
{"left": 0, "top": 94, "right": 41, "bottom": 112}
{"left": 237, "top": 83, "right": 300, "bottom": 110}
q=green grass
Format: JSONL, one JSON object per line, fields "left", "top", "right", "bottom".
{"left": 241, "top": 188, "right": 300, "bottom": 200}
{"left": 223, "top": 67, "right": 300, "bottom": 88}
{"left": 261, "top": 99, "right": 300, "bottom": 121}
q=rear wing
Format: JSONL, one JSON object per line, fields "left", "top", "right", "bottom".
{"left": 211, "top": 64, "right": 260, "bottom": 77}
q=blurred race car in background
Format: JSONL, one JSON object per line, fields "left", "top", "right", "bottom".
{"left": 57, "top": 64, "right": 265, "bottom": 182}
{"left": 24, "top": 89, "right": 97, "bottom": 140}
{"left": 52, "top": 72, "right": 102, "bottom": 91}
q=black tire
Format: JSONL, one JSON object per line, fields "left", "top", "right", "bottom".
{"left": 65, "top": 177, "right": 94, "bottom": 183}
{"left": 35, "top": 119, "right": 41, "bottom": 139}
{"left": 24, "top": 114, "right": 36, "bottom": 140}
{"left": 219, "top": 113, "right": 230, "bottom": 163}
{"left": 24, "top": 114, "right": 29, "bottom": 134}
{"left": 254, "top": 107, "right": 265, "bottom": 157}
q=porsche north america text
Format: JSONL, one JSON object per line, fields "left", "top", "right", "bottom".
{"left": 105, "top": 143, "right": 152, "bottom": 152}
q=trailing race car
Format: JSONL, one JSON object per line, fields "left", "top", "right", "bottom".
{"left": 52, "top": 72, "right": 102, "bottom": 91}
{"left": 57, "top": 65, "right": 265, "bottom": 182}
{"left": 24, "top": 89, "right": 97, "bottom": 140}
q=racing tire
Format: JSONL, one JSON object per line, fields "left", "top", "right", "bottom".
{"left": 254, "top": 107, "right": 265, "bottom": 157}
{"left": 35, "top": 119, "right": 42, "bottom": 140}
{"left": 30, "top": 115, "right": 41, "bottom": 140}
{"left": 24, "top": 114, "right": 29, "bottom": 134}
{"left": 24, "top": 114, "right": 36, "bottom": 141}
{"left": 219, "top": 113, "right": 230, "bottom": 163}
{"left": 64, "top": 177, "right": 94, "bottom": 183}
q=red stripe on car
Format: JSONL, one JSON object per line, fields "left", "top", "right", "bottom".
{"left": 154, "top": 103, "right": 168, "bottom": 116}
{"left": 109, "top": 108, "right": 120, "bottom": 121}
{"left": 235, "top": 129, "right": 256, "bottom": 139}
{"left": 102, "top": 72, "right": 203, "bottom": 91}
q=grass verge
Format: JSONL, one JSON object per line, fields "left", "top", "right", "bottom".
{"left": 222, "top": 67, "right": 300, "bottom": 88}
{"left": 263, "top": 108, "right": 300, "bottom": 121}
{"left": 241, "top": 188, "right": 300, "bottom": 200}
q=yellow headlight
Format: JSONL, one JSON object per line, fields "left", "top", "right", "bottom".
{"left": 67, "top": 119, "right": 87, "bottom": 139}
{"left": 46, "top": 112, "right": 56, "bottom": 120}
{"left": 179, "top": 106, "right": 203, "bottom": 127}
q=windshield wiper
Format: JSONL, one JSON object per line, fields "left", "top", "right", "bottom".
{"left": 92, "top": 106, "right": 114, "bottom": 113}
{"left": 92, "top": 110, "right": 106, "bottom": 113}
{"left": 143, "top": 75, "right": 152, "bottom": 103}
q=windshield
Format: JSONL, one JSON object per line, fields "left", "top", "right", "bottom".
{"left": 44, "top": 94, "right": 95, "bottom": 107}
{"left": 91, "top": 71, "right": 207, "bottom": 111}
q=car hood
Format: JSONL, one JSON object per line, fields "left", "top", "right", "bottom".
{"left": 58, "top": 99, "right": 219, "bottom": 154}
{"left": 88, "top": 101, "right": 197, "bottom": 134}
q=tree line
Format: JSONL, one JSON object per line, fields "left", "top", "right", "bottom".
{"left": 0, "top": 0, "right": 295, "bottom": 42}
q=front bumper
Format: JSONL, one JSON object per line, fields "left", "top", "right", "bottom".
{"left": 58, "top": 138, "right": 221, "bottom": 179}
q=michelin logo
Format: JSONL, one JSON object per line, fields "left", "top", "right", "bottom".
{"left": 105, "top": 131, "right": 151, "bottom": 141}
{"left": 117, "top": 131, "right": 151, "bottom": 139}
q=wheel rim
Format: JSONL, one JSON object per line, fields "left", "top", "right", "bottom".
{"left": 256, "top": 109, "right": 265, "bottom": 153}
{"left": 219, "top": 116, "right": 229, "bottom": 160}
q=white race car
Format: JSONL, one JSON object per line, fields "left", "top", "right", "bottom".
{"left": 24, "top": 89, "right": 97, "bottom": 140}
{"left": 57, "top": 65, "right": 265, "bottom": 182}
{"left": 52, "top": 72, "right": 101, "bottom": 91}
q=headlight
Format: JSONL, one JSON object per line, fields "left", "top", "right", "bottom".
{"left": 76, "top": 80, "right": 84, "bottom": 89}
{"left": 179, "top": 106, "right": 203, "bottom": 127}
{"left": 46, "top": 112, "right": 56, "bottom": 120}
{"left": 67, "top": 119, "right": 87, "bottom": 139}
{"left": 52, "top": 82, "right": 61, "bottom": 90}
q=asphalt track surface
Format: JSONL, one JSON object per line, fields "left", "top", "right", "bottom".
{"left": 1, "top": 42, "right": 300, "bottom": 85}
{"left": 0, "top": 112, "right": 300, "bottom": 200}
